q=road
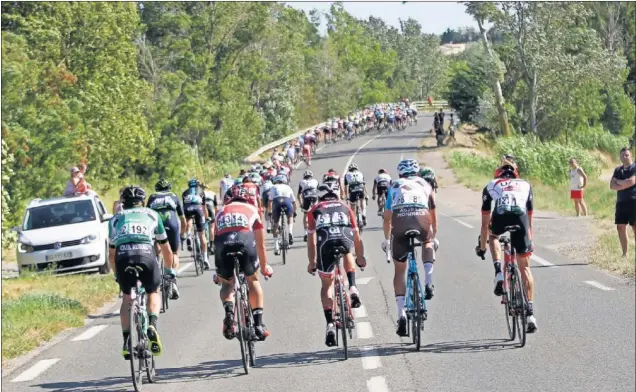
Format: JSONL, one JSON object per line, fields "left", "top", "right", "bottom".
{"left": 4, "top": 118, "right": 635, "bottom": 392}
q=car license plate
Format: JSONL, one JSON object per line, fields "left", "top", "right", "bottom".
{"left": 46, "top": 252, "right": 73, "bottom": 262}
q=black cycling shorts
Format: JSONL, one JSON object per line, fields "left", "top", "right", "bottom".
{"left": 163, "top": 217, "right": 180, "bottom": 253}
{"left": 615, "top": 200, "right": 636, "bottom": 226}
{"left": 214, "top": 231, "right": 259, "bottom": 280}
{"left": 115, "top": 243, "right": 161, "bottom": 295}
{"left": 489, "top": 212, "right": 533, "bottom": 256}
{"left": 302, "top": 195, "right": 317, "bottom": 212}
{"left": 348, "top": 184, "right": 365, "bottom": 203}
{"left": 184, "top": 205, "right": 205, "bottom": 232}
{"left": 315, "top": 226, "right": 355, "bottom": 278}
{"left": 390, "top": 208, "right": 433, "bottom": 262}
{"left": 376, "top": 185, "right": 388, "bottom": 198}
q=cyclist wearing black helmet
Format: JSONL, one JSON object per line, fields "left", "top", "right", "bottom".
{"left": 109, "top": 185, "right": 173, "bottom": 359}
{"left": 476, "top": 163, "right": 537, "bottom": 333}
{"left": 372, "top": 168, "right": 392, "bottom": 215}
{"left": 148, "top": 179, "right": 187, "bottom": 299}
{"left": 182, "top": 178, "right": 210, "bottom": 269}
{"left": 298, "top": 170, "right": 319, "bottom": 242}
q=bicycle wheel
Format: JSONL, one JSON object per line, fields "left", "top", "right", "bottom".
{"left": 337, "top": 279, "right": 349, "bottom": 360}
{"left": 145, "top": 350, "right": 156, "bottom": 383}
{"left": 161, "top": 276, "right": 169, "bottom": 313}
{"left": 197, "top": 236, "right": 205, "bottom": 274}
{"left": 244, "top": 286, "right": 256, "bottom": 367}
{"left": 129, "top": 298, "right": 143, "bottom": 391}
{"left": 411, "top": 273, "right": 422, "bottom": 350}
{"left": 512, "top": 265, "right": 527, "bottom": 347}
{"left": 192, "top": 233, "right": 201, "bottom": 276}
{"left": 236, "top": 284, "right": 249, "bottom": 374}
{"left": 356, "top": 205, "right": 363, "bottom": 234}
{"left": 503, "top": 265, "right": 515, "bottom": 340}
{"left": 281, "top": 215, "right": 287, "bottom": 265}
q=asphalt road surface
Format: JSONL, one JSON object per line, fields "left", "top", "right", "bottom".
{"left": 4, "top": 118, "right": 635, "bottom": 392}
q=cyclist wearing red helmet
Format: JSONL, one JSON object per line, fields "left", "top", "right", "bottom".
{"left": 476, "top": 163, "right": 537, "bottom": 333}
{"left": 214, "top": 184, "right": 274, "bottom": 342}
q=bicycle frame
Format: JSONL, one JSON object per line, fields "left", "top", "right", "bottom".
{"left": 404, "top": 246, "right": 427, "bottom": 320}
{"left": 333, "top": 258, "right": 355, "bottom": 327}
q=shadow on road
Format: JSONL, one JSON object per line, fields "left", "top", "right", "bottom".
{"left": 255, "top": 348, "right": 351, "bottom": 368}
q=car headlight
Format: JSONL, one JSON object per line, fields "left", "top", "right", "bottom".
{"left": 18, "top": 242, "right": 34, "bottom": 253}
{"left": 80, "top": 234, "right": 99, "bottom": 244}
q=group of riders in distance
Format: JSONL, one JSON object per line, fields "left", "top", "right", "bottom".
{"left": 107, "top": 100, "right": 538, "bottom": 383}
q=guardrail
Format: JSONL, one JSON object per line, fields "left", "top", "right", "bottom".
{"left": 243, "top": 100, "right": 450, "bottom": 163}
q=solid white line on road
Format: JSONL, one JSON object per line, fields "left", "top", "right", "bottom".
{"left": 584, "top": 280, "right": 615, "bottom": 291}
{"left": 11, "top": 359, "right": 61, "bottom": 382}
{"left": 531, "top": 254, "right": 554, "bottom": 267}
{"left": 357, "top": 277, "right": 376, "bottom": 285}
{"left": 177, "top": 262, "right": 194, "bottom": 274}
{"left": 367, "top": 376, "right": 390, "bottom": 392}
{"left": 360, "top": 347, "right": 382, "bottom": 369}
{"left": 353, "top": 305, "right": 368, "bottom": 318}
{"left": 71, "top": 325, "right": 108, "bottom": 342}
{"left": 357, "top": 322, "right": 374, "bottom": 339}
{"left": 343, "top": 135, "right": 381, "bottom": 177}
{"left": 455, "top": 219, "right": 474, "bottom": 229}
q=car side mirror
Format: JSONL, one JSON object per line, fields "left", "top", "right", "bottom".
{"left": 101, "top": 213, "right": 113, "bottom": 222}
{"left": 11, "top": 226, "right": 22, "bottom": 234}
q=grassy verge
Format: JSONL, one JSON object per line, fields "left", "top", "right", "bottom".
{"left": 445, "top": 150, "right": 635, "bottom": 277}
{"left": 1, "top": 271, "right": 118, "bottom": 365}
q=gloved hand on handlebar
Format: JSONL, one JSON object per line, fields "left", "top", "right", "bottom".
{"left": 381, "top": 239, "right": 390, "bottom": 253}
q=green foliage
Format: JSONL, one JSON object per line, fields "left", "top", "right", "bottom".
{"left": 567, "top": 126, "right": 631, "bottom": 155}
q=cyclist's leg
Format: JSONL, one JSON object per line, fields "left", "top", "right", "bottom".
{"left": 138, "top": 245, "right": 163, "bottom": 354}
{"left": 341, "top": 232, "right": 362, "bottom": 307}
{"left": 391, "top": 231, "right": 409, "bottom": 334}
{"left": 512, "top": 214, "right": 535, "bottom": 300}
{"left": 488, "top": 213, "right": 507, "bottom": 295}
{"left": 418, "top": 213, "right": 436, "bottom": 299}
{"left": 114, "top": 247, "right": 135, "bottom": 357}
{"left": 215, "top": 234, "right": 238, "bottom": 339}
{"left": 315, "top": 237, "right": 337, "bottom": 345}
{"left": 238, "top": 234, "right": 268, "bottom": 339}
{"left": 271, "top": 199, "right": 282, "bottom": 253}
{"left": 193, "top": 208, "right": 210, "bottom": 267}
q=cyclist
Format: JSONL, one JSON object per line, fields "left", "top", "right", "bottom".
{"left": 302, "top": 132, "right": 313, "bottom": 166}
{"left": 219, "top": 174, "right": 234, "bottom": 206}
{"left": 322, "top": 168, "right": 346, "bottom": 200}
{"left": 215, "top": 184, "right": 274, "bottom": 341}
{"left": 260, "top": 172, "right": 275, "bottom": 233}
{"left": 418, "top": 167, "right": 439, "bottom": 193}
{"left": 268, "top": 174, "right": 297, "bottom": 255}
{"left": 297, "top": 170, "right": 319, "bottom": 242}
{"left": 182, "top": 178, "right": 211, "bottom": 269}
{"left": 202, "top": 183, "right": 218, "bottom": 255}
{"left": 475, "top": 163, "right": 537, "bottom": 333}
{"left": 241, "top": 175, "right": 262, "bottom": 213}
{"left": 306, "top": 182, "right": 366, "bottom": 347}
{"left": 382, "top": 159, "right": 438, "bottom": 337}
{"left": 372, "top": 169, "right": 392, "bottom": 215}
{"left": 344, "top": 163, "right": 368, "bottom": 227}
{"left": 147, "top": 179, "right": 187, "bottom": 299}
{"left": 109, "top": 186, "right": 172, "bottom": 358}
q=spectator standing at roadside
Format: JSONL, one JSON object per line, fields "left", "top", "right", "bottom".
{"left": 568, "top": 158, "right": 588, "bottom": 217}
{"left": 609, "top": 147, "right": 636, "bottom": 258}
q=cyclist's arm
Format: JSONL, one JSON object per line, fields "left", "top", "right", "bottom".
{"left": 176, "top": 199, "right": 187, "bottom": 231}
{"left": 108, "top": 220, "right": 116, "bottom": 272}
{"left": 480, "top": 186, "right": 492, "bottom": 250}
{"left": 429, "top": 193, "right": 438, "bottom": 237}
{"left": 527, "top": 184, "right": 534, "bottom": 229}
{"left": 297, "top": 184, "right": 303, "bottom": 204}
{"left": 155, "top": 218, "right": 174, "bottom": 267}
{"left": 349, "top": 208, "right": 365, "bottom": 258}
{"left": 383, "top": 190, "right": 393, "bottom": 240}
{"left": 254, "top": 225, "right": 268, "bottom": 270}
{"left": 372, "top": 179, "right": 377, "bottom": 194}
{"left": 306, "top": 208, "right": 317, "bottom": 265}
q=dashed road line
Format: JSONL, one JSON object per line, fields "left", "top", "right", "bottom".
{"left": 367, "top": 376, "right": 390, "bottom": 392}
{"left": 361, "top": 352, "right": 382, "bottom": 370}
{"left": 357, "top": 322, "right": 374, "bottom": 339}
{"left": 454, "top": 219, "right": 474, "bottom": 229}
{"left": 584, "top": 280, "right": 615, "bottom": 291}
{"left": 11, "top": 359, "right": 61, "bottom": 383}
{"left": 177, "top": 262, "right": 194, "bottom": 274}
{"left": 343, "top": 135, "right": 382, "bottom": 176}
{"left": 353, "top": 305, "right": 368, "bottom": 318}
{"left": 531, "top": 254, "right": 554, "bottom": 267}
{"left": 357, "top": 277, "right": 376, "bottom": 285}
{"left": 71, "top": 325, "right": 108, "bottom": 342}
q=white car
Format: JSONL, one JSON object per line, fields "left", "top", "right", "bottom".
{"left": 14, "top": 194, "right": 113, "bottom": 274}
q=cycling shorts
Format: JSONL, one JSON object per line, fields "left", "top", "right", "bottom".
{"left": 261, "top": 189, "right": 272, "bottom": 206}
{"left": 388, "top": 117, "right": 395, "bottom": 124}
{"left": 302, "top": 195, "right": 318, "bottom": 212}
{"left": 390, "top": 207, "right": 433, "bottom": 262}
{"left": 348, "top": 183, "right": 365, "bottom": 203}
{"left": 272, "top": 197, "right": 294, "bottom": 223}
{"left": 376, "top": 184, "right": 389, "bottom": 198}
{"left": 214, "top": 231, "right": 259, "bottom": 280}
{"left": 115, "top": 243, "right": 161, "bottom": 295}
{"left": 184, "top": 204, "right": 205, "bottom": 232}
{"left": 154, "top": 210, "right": 181, "bottom": 253}
{"left": 314, "top": 226, "right": 355, "bottom": 279}
{"left": 489, "top": 212, "right": 533, "bottom": 256}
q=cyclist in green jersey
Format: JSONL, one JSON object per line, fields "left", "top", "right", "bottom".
{"left": 109, "top": 185, "right": 174, "bottom": 359}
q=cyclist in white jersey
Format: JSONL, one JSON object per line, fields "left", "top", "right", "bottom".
{"left": 268, "top": 174, "right": 297, "bottom": 255}
{"left": 297, "top": 170, "right": 319, "bottom": 241}
{"left": 219, "top": 174, "right": 234, "bottom": 205}
{"left": 372, "top": 169, "right": 393, "bottom": 215}
{"left": 344, "top": 163, "right": 368, "bottom": 226}
{"left": 475, "top": 163, "right": 537, "bottom": 333}
{"left": 260, "top": 176, "right": 275, "bottom": 233}
{"left": 382, "top": 159, "right": 438, "bottom": 337}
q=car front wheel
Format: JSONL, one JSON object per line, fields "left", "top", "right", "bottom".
{"left": 98, "top": 242, "right": 110, "bottom": 274}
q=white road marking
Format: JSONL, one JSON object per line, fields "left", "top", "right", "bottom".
{"left": 531, "top": 254, "right": 554, "bottom": 267}
{"left": 584, "top": 280, "right": 615, "bottom": 291}
{"left": 353, "top": 305, "right": 368, "bottom": 318}
{"left": 455, "top": 219, "right": 474, "bottom": 229}
{"left": 357, "top": 321, "right": 374, "bottom": 339}
{"left": 342, "top": 135, "right": 381, "bottom": 177}
{"left": 400, "top": 137, "right": 417, "bottom": 160}
{"left": 367, "top": 376, "right": 390, "bottom": 392}
{"left": 357, "top": 277, "right": 376, "bottom": 285}
{"left": 360, "top": 348, "right": 382, "bottom": 369}
{"left": 177, "top": 262, "right": 193, "bottom": 274}
{"left": 11, "top": 359, "right": 61, "bottom": 382}
{"left": 71, "top": 325, "right": 108, "bottom": 342}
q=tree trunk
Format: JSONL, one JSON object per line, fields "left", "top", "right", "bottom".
{"left": 477, "top": 19, "right": 511, "bottom": 137}
{"left": 528, "top": 70, "right": 538, "bottom": 134}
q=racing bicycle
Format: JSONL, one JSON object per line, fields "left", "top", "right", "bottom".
{"left": 124, "top": 265, "right": 156, "bottom": 391}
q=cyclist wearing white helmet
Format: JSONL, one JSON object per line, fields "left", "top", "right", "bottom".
{"left": 344, "top": 163, "right": 368, "bottom": 226}
{"left": 268, "top": 174, "right": 297, "bottom": 255}
{"left": 298, "top": 170, "right": 319, "bottom": 242}
{"left": 382, "top": 159, "right": 438, "bottom": 337}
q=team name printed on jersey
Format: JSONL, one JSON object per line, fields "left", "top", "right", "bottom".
{"left": 149, "top": 195, "right": 178, "bottom": 210}
{"left": 486, "top": 179, "right": 532, "bottom": 214}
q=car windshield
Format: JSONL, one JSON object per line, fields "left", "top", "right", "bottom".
{"left": 24, "top": 200, "right": 96, "bottom": 230}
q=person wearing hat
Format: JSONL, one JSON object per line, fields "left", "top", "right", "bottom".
{"left": 64, "top": 167, "right": 82, "bottom": 196}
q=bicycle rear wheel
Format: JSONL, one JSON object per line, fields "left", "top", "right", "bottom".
{"left": 512, "top": 265, "right": 527, "bottom": 347}
{"left": 411, "top": 274, "right": 422, "bottom": 350}
{"left": 244, "top": 288, "right": 256, "bottom": 367}
{"left": 503, "top": 265, "right": 515, "bottom": 340}
{"left": 196, "top": 236, "right": 205, "bottom": 274}
{"left": 235, "top": 271, "right": 250, "bottom": 374}
{"left": 337, "top": 279, "right": 349, "bottom": 359}
{"left": 281, "top": 215, "right": 287, "bottom": 265}
{"left": 129, "top": 299, "right": 143, "bottom": 391}
{"left": 192, "top": 234, "right": 201, "bottom": 276}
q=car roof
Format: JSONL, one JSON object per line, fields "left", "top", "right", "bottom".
{"left": 27, "top": 194, "right": 98, "bottom": 209}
